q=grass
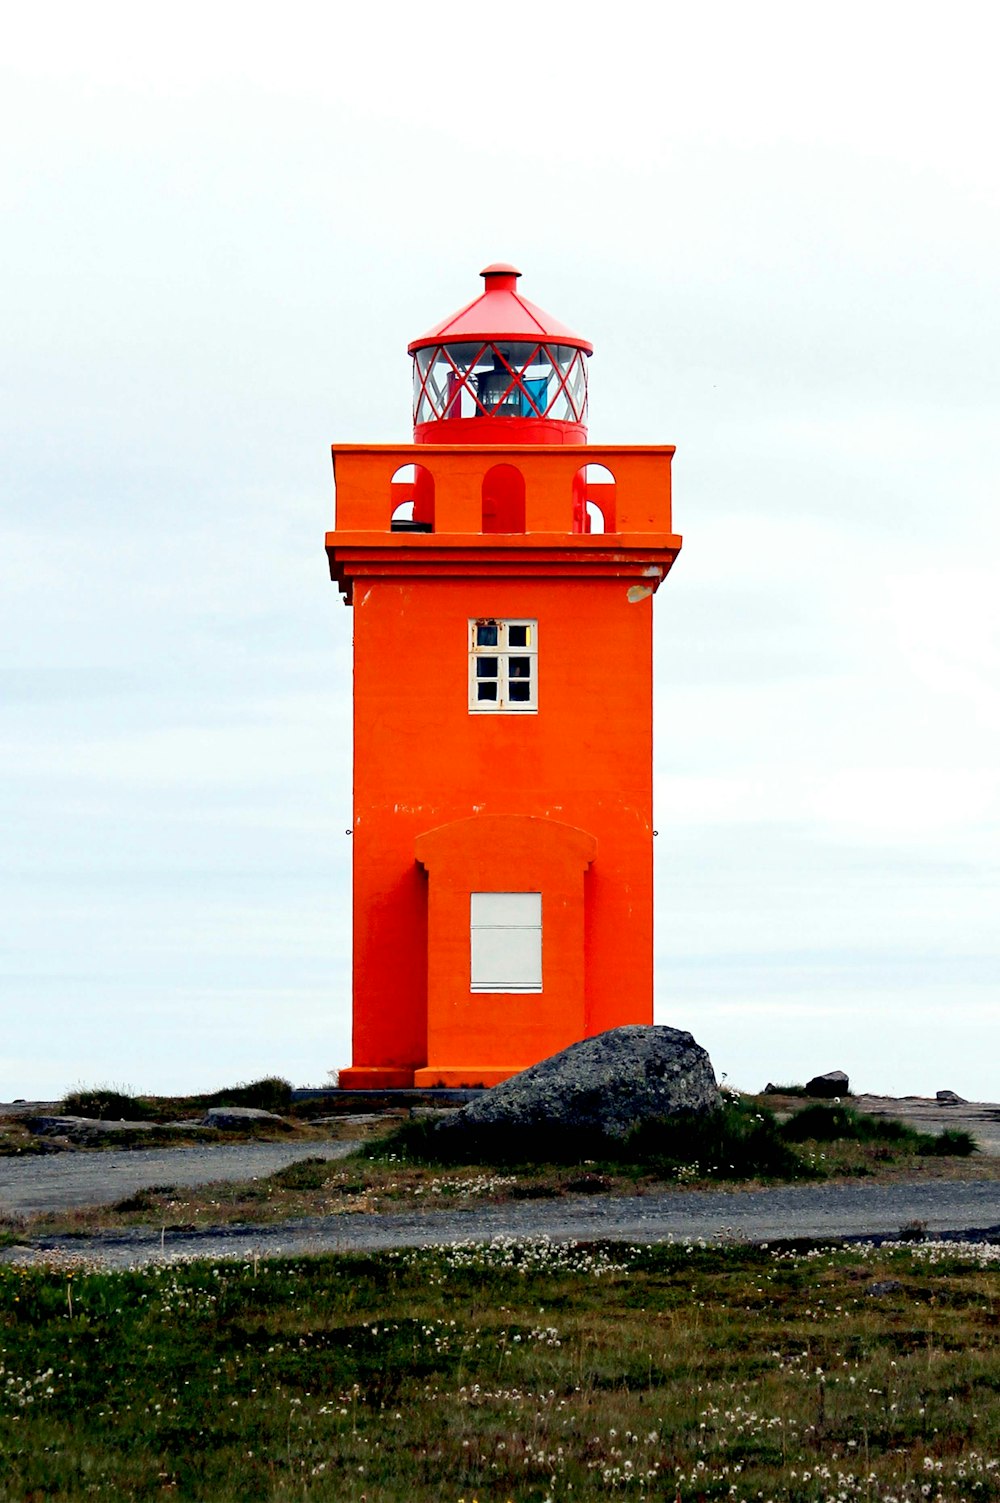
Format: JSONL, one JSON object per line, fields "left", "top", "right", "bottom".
{"left": 59, "top": 1086, "right": 161, "bottom": 1122}
{"left": 360, "top": 1099, "right": 808, "bottom": 1181}
{"left": 59, "top": 1077, "right": 296, "bottom": 1122}
{"left": 360, "top": 1098, "right": 976, "bottom": 1181}
{"left": 2, "top": 1236, "right": 1000, "bottom": 1501}
{"left": 779, "top": 1104, "right": 976, "bottom": 1158}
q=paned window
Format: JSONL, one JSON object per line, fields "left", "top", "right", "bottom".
{"left": 469, "top": 619, "right": 538, "bottom": 712}
{"left": 470, "top": 892, "right": 542, "bottom": 993}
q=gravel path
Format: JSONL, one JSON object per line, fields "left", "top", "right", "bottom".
{"left": 3, "top": 1177, "right": 999, "bottom": 1269}
{"left": 0, "top": 1140, "right": 359, "bottom": 1216}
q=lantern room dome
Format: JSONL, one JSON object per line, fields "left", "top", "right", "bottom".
{"left": 409, "top": 265, "right": 592, "bottom": 446}
{"left": 408, "top": 264, "right": 593, "bottom": 356}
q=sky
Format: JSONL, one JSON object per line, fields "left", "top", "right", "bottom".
{"left": 2, "top": 2, "right": 998, "bottom": 1101}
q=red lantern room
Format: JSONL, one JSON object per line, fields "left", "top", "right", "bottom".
{"left": 409, "top": 263, "right": 592, "bottom": 447}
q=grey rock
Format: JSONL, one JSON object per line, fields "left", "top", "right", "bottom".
{"left": 936, "top": 1090, "right": 967, "bottom": 1105}
{"left": 805, "top": 1070, "right": 850, "bottom": 1098}
{"left": 867, "top": 1279, "right": 902, "bottom": 1297}
{"left": 439, "top": 1025, "right": 720, "bottom": 1142}
{"left": 203, "top": 1106, "right": 286, "bottom": 1128}
{"left": 27, "top": 1115, "right": 156, "bottom": 1139}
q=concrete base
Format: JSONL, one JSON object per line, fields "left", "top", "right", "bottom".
{"left": 339, "top": 1065, "right": 520, "bottom": 1089}
{"left": 413, "top": 1066, "right": 519, "bottom": 1088}
{"left": 337, "top": 1067, "right": 415, "bottom": 1089}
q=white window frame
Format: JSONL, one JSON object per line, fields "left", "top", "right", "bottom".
{"left": 469, "top": 618, "right": 538, "bottom": 713}
{"left": 470, "top": 891, "right": 543, "bottom": 993}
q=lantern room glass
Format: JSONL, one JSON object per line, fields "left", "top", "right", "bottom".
{"left": 413, "top": 341, "right": 588, "bottom": 427}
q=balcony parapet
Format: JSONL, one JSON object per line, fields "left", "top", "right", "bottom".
{"left": 329, "top": 443, "right": 675, "bottom": 538}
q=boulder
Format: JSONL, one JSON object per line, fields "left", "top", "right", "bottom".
{"left": 203, "top": 1105, "right": 286, "bottom": 1128}
{"left": 805, "top": 1070, "right": 849, "bottom": 1099}
{"left": 936, "top": 1089, "right": 967, "bottom": 1105}
{"left": 26, "top": 1115, "right": 156, "bottom": 1142}
{"left": 438, "top": 1025, "right": 720, "bottom": 1143}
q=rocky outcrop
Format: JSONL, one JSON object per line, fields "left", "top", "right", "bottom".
{"left": 26, "top": 1115, "right": 157, "bottom": 1143}
{"left": 438, "top": 1025, "right": 719, "bottom": 1144}
{"left": 202, "top": 1106, "right": 288, "bottom": 1129}
{"left": 805, "top": 1070, "right": 850, "bottom": 1098}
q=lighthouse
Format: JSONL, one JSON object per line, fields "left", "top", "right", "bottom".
{"left": 327, "top": 265, "right": 682, "bottom": 1088}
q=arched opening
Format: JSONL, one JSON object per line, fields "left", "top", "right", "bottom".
{"left": 572, "top": 463, "right": 616, "bottom": 534}
{"left": 390, "top": 463, "right": 434, "bottom": 532}
{"left": 586, "top": 500, "right": 606, "bottom": 534}
{"left": 482, "top": 463, "right": 526, "bottom": 534}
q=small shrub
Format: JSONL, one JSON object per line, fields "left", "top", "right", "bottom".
{"left": 207, "top": 1077, "right": 293, "bottom": 1114}
{"left": 624, "top": 1101, "right": 808, "bottom": 1181}
{"left": 780, "top": 1103, "right": 881, "bottom": 1143}
{"left": 112, "top": 1190, "right": 160, "bottom": 1213}
{"left": 270, "top": 1157, "right": 336, "bottom": 1191}
{"left": 920, "top": 1127, "right": 976, "bottom": 1157}
{"left": 61, "top": 1085, "right": 156, "bottom": 1121}
{"left": 781, "top": 1103, "right": 976, "bottom": 1156}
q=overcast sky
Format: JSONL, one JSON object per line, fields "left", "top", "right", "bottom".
{"left": 2, "top": 2, "right": 998, "bottom": 1101}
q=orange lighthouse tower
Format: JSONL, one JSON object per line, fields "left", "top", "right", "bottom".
{"left": 327, "top": 265, "right": 681, "bottom": 1088}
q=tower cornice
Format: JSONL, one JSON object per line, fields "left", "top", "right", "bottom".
{"left": 325, "top": 535, "right": 682, "bottom": 604}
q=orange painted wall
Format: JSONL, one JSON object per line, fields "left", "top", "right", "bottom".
{"left": 348, "top": 573, "right": 651, "bottom": 1073}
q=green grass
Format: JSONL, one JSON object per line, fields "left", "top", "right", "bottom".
{"left": 60, "top": 1085, "right": 160, "bottom": 1122}
{"left": 361, "top": 1099, "right": 975, "bottom": 1183}
{"left": 361, "top": 1099, "right": 806, "bottom": 1179}
{"left": 59, "top": 1077, "right": 295, "bottom": 1122}
{"left": 779, "top": 1104, "right": 976, "bottom": 1157}
{"left": 2, "top": 1237, "right": 1000, "bottom": 1501}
